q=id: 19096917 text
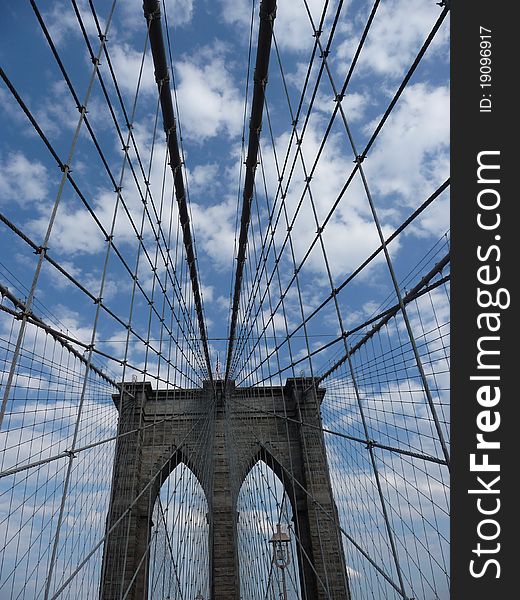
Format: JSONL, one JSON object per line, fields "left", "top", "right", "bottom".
{"left": 479, "top": 26, "right": 492, "bottom": 113}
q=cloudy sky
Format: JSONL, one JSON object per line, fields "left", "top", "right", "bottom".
{"left": 0, "top": 0, "right": 449, "bottom": 385}
{"left": 0, "top": 1, "right": 450, "bottom": 598}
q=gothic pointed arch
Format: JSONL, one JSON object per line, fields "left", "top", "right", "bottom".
{"left": 148, "top": 462, "right": 209, "bottom": 599}
{"left": 237, "top": 455, "right": 303, "bottom": 599}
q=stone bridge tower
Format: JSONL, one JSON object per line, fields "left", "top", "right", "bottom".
{"left": 100, "top": 378, "right": 350, "bottom": 599}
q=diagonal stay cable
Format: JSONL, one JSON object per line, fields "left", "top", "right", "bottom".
{"left": 46, "top": 404, "right": 213, "bottom": 600}
{"left": 232, "top": 1, "right": 449, "bottom": 385}
{"left": 228, "top": 0, "right": 334, "bottom": 377}
{"left": 69, "top": 0, "right": 208, "bottom": 376}
{"left": 233, "top": 183, "right": 449, "bottom": 383}
{"left": 305, "top": 0, "right": 451, "bottom": 468}
{"left": 0, "top": 282, "right": 118, "bottom": 390}
{"left": 234, "top": 414, "right": 410, "bottom": 600}
{"left": 228, "top": 0, "right": 364, "bottom": 373}
{"left": 0, "top": 66, "right": 204, "bottom": 385}
{"left": 0, "top": 211, "right": 198, "bottom": 389}
{"left": 228, "top": 396, "right": 447, "bottom": 466}
{"left": 143, "top": 0, "right": 212, "bottom": 381}
{"left": 244, "top": 273, "right": 450, "bottom": 388}
{"left": 0, "top": 7, "right": 114, "bottom": 430}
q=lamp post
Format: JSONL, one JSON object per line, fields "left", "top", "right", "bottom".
{"left": 269, "top": 523, "right": 291, "bottom": 600}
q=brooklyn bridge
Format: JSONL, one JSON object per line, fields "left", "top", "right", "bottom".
{"left": 0, "top": 0, "right": 450, "bottom": 598}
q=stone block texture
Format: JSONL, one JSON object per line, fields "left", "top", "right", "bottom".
{"left": 100, "top": 378, "right": 349, "bottom": 599}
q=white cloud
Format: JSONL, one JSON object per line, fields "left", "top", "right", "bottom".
{"left": 362, "top": 82, "right": 449, "bottom": 236}
{"left": 410, "top": 191, "right": 450, "bottom": 239}
{"left": 25, "top": 140, "right": 175, "bottom": 256}
{"left": 0, "top": 152, "right": 49, "bottom": 206}
{"left": 216, "top": 294, "right": 231, "bottom": 312}
{"left": 43, "top": 0, "right": 99, "bottom": 47}
{"left": 200, "top": 283, "right": 215, "bottom": 303}
{"left": 120, "top": 0, "right": 194, "bottom": 32}
{"left": 164, "top": 0, "right": 195, "bottom": 25}
{"left": 108, "top": 44, "right": 157, "bottom": 97}
{"left": 49, "top": 303, "right": 96, "bottom": 343}
{"left": 189, "top": 195, "right": 237, "bottom": 269}
{"left": 219, "top": 0, "right": 253, "bottom": 27}
{"left": 0, "top": 87, "right": 27, "bottom": 126}
{"left": 256, "top": 120, "right": 396, "bottom": 281}
{"left": 33, "top": 79, "right": 112, "bottom": 140}
{"left": 274, "top": 0, "right": 328, "bottom": 53}
{"left": 220, "top": 0, "right": 330, "bottom": 53}
{"left": 337, "top": 0, "right": 449, "bottom": 78}
{"left": 43, "top": 0, "right": 194, "bottom": 49}
{"left": 29, "top": 196, "right": 107, "bottom": 255}
{"left": 187, "top": 163, "right": 220, "bottom": 196}
{"left": 175, "top": 43, "right": 244, "bottom": 141}
{"left": 285, "top": 61, "right": 312, "bottom": 90}
{"left": 45, "top": 259, "right": 126, "bottom": 304}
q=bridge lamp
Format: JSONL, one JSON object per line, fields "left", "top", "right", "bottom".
{"left": 269, "top": 523, "right": 291, "bottom": 599}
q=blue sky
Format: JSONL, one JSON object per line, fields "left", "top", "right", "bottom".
{"left": 0, "top": 0, "right": 449, "bottom": 385}
{"left": 0, "top": 1, "right": 450, "bottom": 598}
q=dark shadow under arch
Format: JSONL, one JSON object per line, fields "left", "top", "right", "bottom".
{"left": 149, "top": 444, "right": 210, "bottom": 509}
{"left": 243, "top": 445, "right": 299, "bottom": 517}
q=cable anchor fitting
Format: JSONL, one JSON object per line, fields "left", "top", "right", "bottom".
{"left": 165, "top": 122, "right": 177, "bottom": 137}
{"left": 156, "top": 74, "right": 170, "bottom": 86}
{"left": 144, "top": 6, "right": 161, "bottom": 22}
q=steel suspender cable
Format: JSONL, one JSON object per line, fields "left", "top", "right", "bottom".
{"left": 143, "top": 0, "right": 213, "bottom": 382}
{"left": 225, "top": 0, "right": 277, "bottom": 383}
{"left": 0, "top": 1, "right": 450, "bottom": 598}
